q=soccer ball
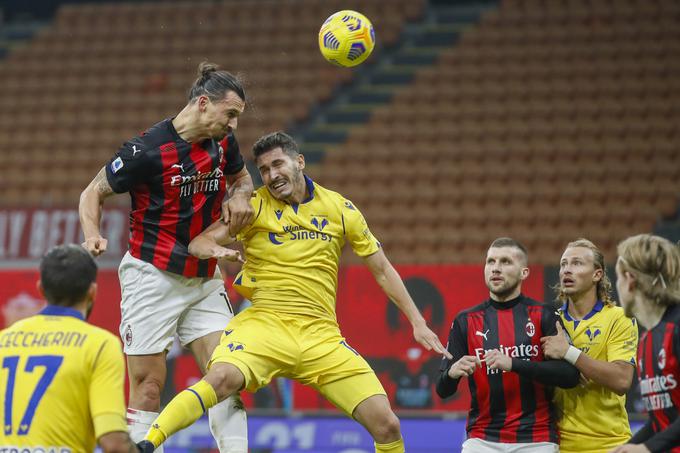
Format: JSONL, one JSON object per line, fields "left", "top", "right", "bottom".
{"left": 318, "top": 10, "right": 375, "bottom": 67}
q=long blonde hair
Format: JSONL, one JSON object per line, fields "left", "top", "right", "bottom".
{"left": 617, "top": 234, "right": 680, "bottom": 307}
{"left": 556, "top": 238, "right": 616, "bottom": 306}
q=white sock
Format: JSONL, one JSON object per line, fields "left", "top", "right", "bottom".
{"left": 208, "top": 394, "right": 248, "bottom": 452}
{"left": 127, "top": 408, "right": 165, "bottom": 453}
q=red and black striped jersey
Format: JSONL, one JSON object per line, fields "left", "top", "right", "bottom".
{"left": 636, "top": 304, "right": 680, "bottom": 452}
{"left": 105, "top": 119, "right": 245, "bottom": 278}
{"left": 438, "top": 295, "right": 562, "bottom": 444}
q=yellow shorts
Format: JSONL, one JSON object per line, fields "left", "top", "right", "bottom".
{"left": 209, "top": 307, "right": 386, "bottom": 416}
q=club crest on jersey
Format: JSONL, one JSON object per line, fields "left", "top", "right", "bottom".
{"left": 525, "top": 320, "right": 535, "bottom": 338}
{"left": 585, "top": 327, "right": 601, "bottom": 341}
{"left": 311, "top": 217, "right": 329, "bottom": 231}
{"left": 111, "top": 157, "right": 124, "bottom": 173}
{"left": 658, "top": 348, "right": 666, "bottom": 370}
{"left": 124, "top": 324, "right": 133, "bottom": 346}
{"left": 274, "top": 209, "right": 283, "bottom": 220}
{"left": 218, "top": 144, "right": 224, "bottom": 164}
{"left": 227, "top": 342, "right": 245, "bottom": 352}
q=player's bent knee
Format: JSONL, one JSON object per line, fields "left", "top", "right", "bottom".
{"left": 205, "top": 363, "right": 245, "bottom": 401}
{"left": 129, "top": 376, "right": 164, "bottom": 410}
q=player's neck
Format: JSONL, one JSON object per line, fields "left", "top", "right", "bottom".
{"left": 567, "top": 289, "right": 597, "bottom": 319}
{"left": 634, "top": 297, "right": 666, "bottom": 330}
{"left": 173, "top": 107, "right": 208, "bottom": 143}
{"left": 489, "top": 287, "right": 521, "bottom": 303}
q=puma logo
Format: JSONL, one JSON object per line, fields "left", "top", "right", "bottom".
{"left": 476, "top": 329, "right": 490, "bottom": 341}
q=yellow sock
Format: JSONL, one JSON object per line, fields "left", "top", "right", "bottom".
{"left": 145, "top": 379, "right": 218, "bottom": 447}
{"left": 375, "top": 437, "right": 405, "bottom": 453}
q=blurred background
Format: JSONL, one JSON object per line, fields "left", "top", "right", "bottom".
{"left": 0, "top": 0, "right": 678, "bottom": 451}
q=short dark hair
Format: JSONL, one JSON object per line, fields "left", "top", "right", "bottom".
{"left": 252, "top": 131, "right": 299, "bottom": 160}
{"left": 489, "top": 237, "right": 528, "bottom": 263}
{"left": 40, "top": 244, "right": 97, "bottom": 307}
{"left": 188, "top": 61, "right": 246, "bottom": 103}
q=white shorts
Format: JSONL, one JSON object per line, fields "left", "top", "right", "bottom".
{"left": 462, "top": 438, "right": 559, "bottom": 453}
{"left": 118, "top": 252, "right": 234, "bottom": 355}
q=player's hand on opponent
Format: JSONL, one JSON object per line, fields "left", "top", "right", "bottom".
{"left": 211, "top": 246, "right": 245, "bottom": 263}
{"left": 82, "top": 236, "right": 108, "bottom": 256}
{"left": 609, "top": 444, "right": 651, "bottom": 453}
{"left": 484, "top": 349, "right": 512, "bottom": 372}
{"left": 222, "top": 196, "right": 254, "bottom": 236}
{"left": 413, "top": 323, "right": 453, "bottom": 359}
{"left": 448, "top": 355, "right": 482, "bottom": 379}
{"left": 540, "top": 321, "right": 570, "bottom": 360}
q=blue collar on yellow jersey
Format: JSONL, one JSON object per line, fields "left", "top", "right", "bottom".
{"left": 561, "top": 299, "right": 604, "bottom": 328}
{"left": 291, "top": 175, "right": 315, "bottom": 214}
{"left": 39, "top": 305, "right": 85, "bottom": 321}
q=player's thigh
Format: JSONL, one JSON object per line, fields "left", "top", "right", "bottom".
{"left": 127, "top": 352, "right": 167, "bottom": 392}
{"left": 187, "top": 330, "right": 223, "bottom": 374}
{"left": 208, "top": 308, "right": 299, "bottom": 393}
{"left": 177, "top": 276, "right": 233, "bottom": 351}
{"left": 119, "top": 252, "right": 191, "bottom": 354}
{"left": 303, "top": 334, "right": 387, "bottom": 416}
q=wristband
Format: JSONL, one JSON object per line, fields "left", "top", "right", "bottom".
{"left": 564, "top": 346, "right": 582, "bottom": 365}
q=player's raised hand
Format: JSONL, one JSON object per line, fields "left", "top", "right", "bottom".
{"left": 413, "top": 324, "right": 453, "bottom": 359}
{"left": 540, "top": 321, "right": 570, "bottom": 359}
{"left": 82, "top": 236, "right": 108, "bottom": 256}
{"left": 448, "top": 355, "right": 482, "bottom": 379}
{"left": 485, "top": 349, "right": 512, "bottom": 372}
{"left": 609, "top": 444, "right": 651, "bottom": 453}
{"left": 223, "top": 196, "right": 254, "bottom": 236}
{"left": 212, "top": 246, "right": 244, "bottom": 263}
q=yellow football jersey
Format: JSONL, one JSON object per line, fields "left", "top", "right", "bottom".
{"left": 234, "top": 176, "right": 380, "bottom": 321}
{"left": 555, "top": 300, "right": 638, "bottom": 453}
{"left": 0, "top": 305, "right": 127, "bottom": 452}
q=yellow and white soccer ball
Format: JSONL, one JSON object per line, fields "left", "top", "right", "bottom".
{"left": 318, "top": 10, "right": 375, "bottom": 67}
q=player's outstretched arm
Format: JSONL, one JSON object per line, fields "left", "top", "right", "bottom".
{"left": 79, "top": 166, "right": 115, "bottom": 256}
{"left": 188, "top": 220, "right": 242, "bottom": 262}
{"left": 364, "top": 249, "right": 452, "bottom": 359}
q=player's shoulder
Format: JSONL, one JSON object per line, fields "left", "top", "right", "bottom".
{"left": 601, "top": 303, "right": 629, "bottom": 320}
{"left": 124, "top": 118, "right": 175, "bottom": 153}
{"left": 77, "top": 322, "right": 121, "bottom": 345}
{"left": 457, "top": 300, "right": 490, "bottom": 318}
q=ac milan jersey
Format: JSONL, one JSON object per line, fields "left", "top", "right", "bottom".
{"left": 105, "top": 119, "right": 245, "bottom": 278}
{"left": 637, "top": 304, "right": 680, "bottom": 452}
{"left": 440, "top": 295, "right": 561, "bottom": 444}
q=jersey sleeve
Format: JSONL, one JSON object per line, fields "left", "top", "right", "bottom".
{"left": 606, "top": 311, "right": 639, "bottom": 365}
{"left": 105, "top": 136, "right": 151, "bottom": 193}
{"left": 341, "top": 198, "right": 380, "bottom": 257}
{"left": 220, "top": 134, "right": 245, "bottom": 176}
{"left": 436, "top": 313, "right": 468, "bottom": 398}
{"left": 89, "top": 336, "right": 127, "bottom": 438}
{"left": 542, "top": 306, "right": 573, "bottom": 344}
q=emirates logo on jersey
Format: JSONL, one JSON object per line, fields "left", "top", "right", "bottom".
{"left": 525, "top": 320, "right": 535, "bottom": 338}
{"left": 658, "top": 348, "right": 666, "bottom": 370}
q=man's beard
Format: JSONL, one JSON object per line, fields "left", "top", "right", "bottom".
{"left": 489, "top": 280, "right": 520, "bottom": 300}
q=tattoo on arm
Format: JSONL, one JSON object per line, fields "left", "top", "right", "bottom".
{"left": 92, "top": 167, "right": 114, "bottom": 198}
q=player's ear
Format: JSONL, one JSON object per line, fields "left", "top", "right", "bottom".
{"left": 197, "top": 95, "right": 210, "bottom": 112}
{"left": 36, "top": 280, "right": 45, "bottom": 298}
{"left": 520, "top": 267, "right": 530, "bottom": 281}
{"left": 88, "top": 282, "right": 98, "bottom": 302}
{"left": 297, "top": 153, "right": 305, "bottom": 171}
{"left": 592, "top": 267, "right": 603, "bottom": 283}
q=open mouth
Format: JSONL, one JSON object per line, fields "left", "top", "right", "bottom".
{"left": 271, "top": 180, "right": 287, "bottom": 190}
